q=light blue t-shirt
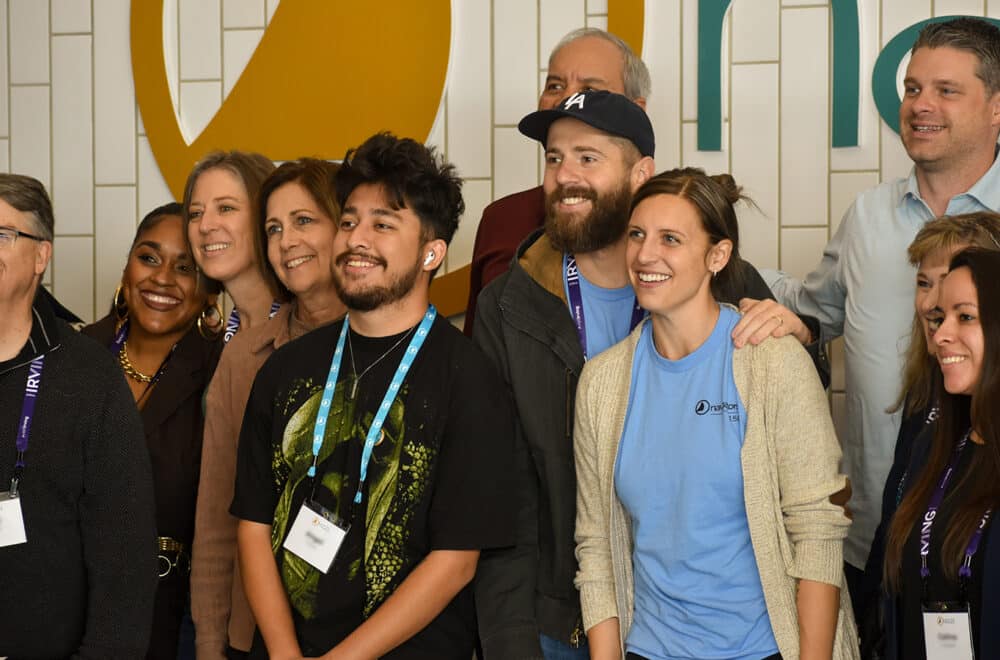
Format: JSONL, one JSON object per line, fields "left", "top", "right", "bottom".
{"left": 614, "top": 306, "right": 778, "bottom": 660}
{"left": 562, "top": 254, "right": 637, "bottom": 358}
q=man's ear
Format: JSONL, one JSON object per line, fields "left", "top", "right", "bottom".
{"left": 630, "top": 156, "right": 655, "bottom": 193}
{"left": 420, "top": 238, "right": 447, "bottom": 273}
{"left": 990, "top": 90, "right": 1000, "bottom": 127}
{"left": 34, "top": 240, "right": 52, "bottom": 278}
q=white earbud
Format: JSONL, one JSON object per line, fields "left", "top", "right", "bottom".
{"left": 424, "top": 251, "right": 435, "bottom": 266}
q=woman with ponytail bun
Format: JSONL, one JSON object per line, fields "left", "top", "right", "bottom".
{"left": 574, "top": 168, "right": 859, "bottom": 660}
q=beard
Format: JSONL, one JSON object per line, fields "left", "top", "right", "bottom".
{"left": 544, "top": 179, "right": 633, "bottom": 254}
{"left": 331, "top": 251, "right": 422, "bottom": 312}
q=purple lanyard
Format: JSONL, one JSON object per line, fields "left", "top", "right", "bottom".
{"left": 10, "top": 355, "right": 45, "bottom": 496}
{"left": 565, "top": 254, "right": 644, "bottom": 360}
{"left": 919, "top": 430, "right": 993, "bottom": 581}
{"left": 110, "top": 320, "right": 128, "bottom": 354}
{"left": 223, "top": 300, "right": 282, "bottom": 343}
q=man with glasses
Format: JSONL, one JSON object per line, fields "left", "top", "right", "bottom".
{"left": 0, "top": 174, "right": 157, "bottom": 657}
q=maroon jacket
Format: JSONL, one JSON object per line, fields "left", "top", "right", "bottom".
{"left": 463, "top": 186, "right": 545, "bottom": 335}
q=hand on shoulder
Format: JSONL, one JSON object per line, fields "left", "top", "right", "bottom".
{"left": 732, "top": 298, "right": 811, "bottom": 348}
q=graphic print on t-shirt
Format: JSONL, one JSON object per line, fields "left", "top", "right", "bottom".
{"left": 270, "top": 376, "right": 436, "bottom": 619}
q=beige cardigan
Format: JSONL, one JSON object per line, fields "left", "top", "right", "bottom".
{"left": 573, "top": 319, "right": 860, "bottom": 659}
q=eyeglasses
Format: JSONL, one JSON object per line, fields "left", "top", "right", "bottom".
{"left": 0, "top": 226, "right": 45, "bottom": 248}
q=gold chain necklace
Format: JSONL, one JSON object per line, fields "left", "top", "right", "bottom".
{"left": 119, "top": 340, "right": 154, "bottom": 383}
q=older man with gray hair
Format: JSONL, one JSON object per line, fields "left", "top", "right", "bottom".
{"left": 0, "top": 174, "right": 156, "bottom": 658}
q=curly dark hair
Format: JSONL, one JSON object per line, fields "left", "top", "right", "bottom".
{"left": 335, "top": 132, "right": 464, "bottom": 244}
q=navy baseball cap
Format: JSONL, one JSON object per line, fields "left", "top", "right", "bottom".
{"left": 518, "top": 90, "right": 655, "bottom": 158}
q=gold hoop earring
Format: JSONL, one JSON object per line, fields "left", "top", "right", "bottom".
{"left": 197, "top": 302, "right": 224, "bottom": 340}
{"left": 112, "top": 284, "right": 129, "bottom": 322}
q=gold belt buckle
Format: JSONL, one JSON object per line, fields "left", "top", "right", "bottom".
{"left": 157, "top": 536, "right": 190, "bottom": 578}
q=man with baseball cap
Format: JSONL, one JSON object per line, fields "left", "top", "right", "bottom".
{"left": 462, "top": 28, "right": 651, "bottom": 336}
{"left": 471, "top": 90, "right": 780, "bottom": 659}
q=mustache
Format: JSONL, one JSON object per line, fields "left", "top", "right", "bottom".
{"left": 334, "top": 250, "right": 388, "bottom": 268}
{"left": 335, "top": 251, "right": 387, "bottom": 268}
{"left": 548, "top": 185, "right": 597, "bottom": 203}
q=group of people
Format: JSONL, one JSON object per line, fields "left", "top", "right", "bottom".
{"left": 0, "top": 14, "right": 999, "bottom": 660}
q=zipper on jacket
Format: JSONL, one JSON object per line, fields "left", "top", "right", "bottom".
{"left": 570, "top": 617, "right": 585, "bottom": 647}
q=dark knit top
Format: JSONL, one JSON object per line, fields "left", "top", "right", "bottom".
{"left": 0, "top": 290, "right": 157, "bottom": 659}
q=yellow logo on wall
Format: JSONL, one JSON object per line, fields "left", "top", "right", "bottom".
{"left": 608, "top": 0, "right": 643, "bottom": 62}
{"left": 131, "top": 1, "right": 451, "bottom": 199}
{"left": 132, "top": 0, "right": 644, "bottom": 316}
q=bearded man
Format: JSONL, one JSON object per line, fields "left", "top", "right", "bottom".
{"left": 233, "top": 133, "right": 515, "bottom": 659}
{"left": 471, "top": 90, "right": 786, "bottom": 660}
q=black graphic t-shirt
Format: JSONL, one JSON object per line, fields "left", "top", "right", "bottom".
{"left": 232, "top": 315, "right": 515, "bottom": 658}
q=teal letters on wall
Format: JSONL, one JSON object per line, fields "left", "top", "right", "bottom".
{"left": 831, "top": 0, "right": 860, "bottom": 148}
{"left": 697, "top": 0, "right": 860, "bottom": 151}
{"left": 697, "top": 0, "right": 730, "bottom": 152}
{"left": 696, "top": 5, "right": 995, "bottom": 151}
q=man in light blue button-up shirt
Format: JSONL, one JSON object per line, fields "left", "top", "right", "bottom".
{"left": 740, "top": 17, "right": 1000, "bottom": 580}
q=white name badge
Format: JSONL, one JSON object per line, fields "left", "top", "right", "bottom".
{"left": 923, "top": 609, "right": 975, "bottom": 660}
{"left": 0, "top": 493, "right": 27, "bottom": 547}
{"left": 282, "top": 501, "right": 348, "bottom": 574}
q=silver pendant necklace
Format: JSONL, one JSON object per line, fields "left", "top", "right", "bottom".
{"left": 346, "top": 325, "right": 416, "bottom": 400}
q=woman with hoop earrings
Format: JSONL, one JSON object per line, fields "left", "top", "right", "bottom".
{"left": 82, "top": 202, "right": 223, "bottom": 658}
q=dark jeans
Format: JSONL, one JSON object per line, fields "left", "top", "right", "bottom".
{"left": 176, "top": 600, "right": 195, "bottom": 660}
{"left": 147, "top": 573, "right": 187, "bottom": 660}
{"left": 539, "top": 633, "right": 589, "bottom": 660}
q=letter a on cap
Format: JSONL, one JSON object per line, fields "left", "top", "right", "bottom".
{"left": 564, "top": 92, "right": 586, "bottom": 110}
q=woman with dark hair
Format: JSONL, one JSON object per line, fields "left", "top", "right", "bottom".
{"left": 82, "top": 203, "right": 223, "bottom": 658}
{"left": 856, "top": 214, "right": 1000, "bottom": 653}
{"left": 892, "top": 213, "right": 1000, "bottom": 432}
{"left": 190, "top": 158, "right": 345, "bottom": 660}
{"left": 184, "top": 150, "right": 283, "bottom": 340}
{"left": 574, "top": 168, "right": 858, "bottom": 660}
{"left": 877, "top": 247, "right": 1000, "bottom": 659}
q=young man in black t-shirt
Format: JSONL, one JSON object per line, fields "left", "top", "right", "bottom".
{"left": 232, "top": 133, "right": 515, "bottom": 659}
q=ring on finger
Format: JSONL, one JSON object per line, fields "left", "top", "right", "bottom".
{"left": 772, "top": 315, "right": 783, "bottom": 326}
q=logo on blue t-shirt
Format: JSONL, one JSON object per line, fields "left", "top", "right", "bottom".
{"left": 695, "top": 399, "right": 739, "bottom": 416}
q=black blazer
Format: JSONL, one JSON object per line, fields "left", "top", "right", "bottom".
{"left": 82, "top": 315, "right": 222, "bottom": 545}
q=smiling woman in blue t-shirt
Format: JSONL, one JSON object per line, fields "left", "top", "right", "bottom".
{"left": 573, "top": 168, "right": 860, "bottom": 660}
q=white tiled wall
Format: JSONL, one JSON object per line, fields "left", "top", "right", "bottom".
{"left": 780, "top": 7, "right": 829, "bottom": 228}
{"left": 8, "top": 0, "right": 1000, "bottom": 335}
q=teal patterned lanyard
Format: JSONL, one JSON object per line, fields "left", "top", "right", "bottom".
{"left": 310, "top": 306, "right": 437, "bottom": 504}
